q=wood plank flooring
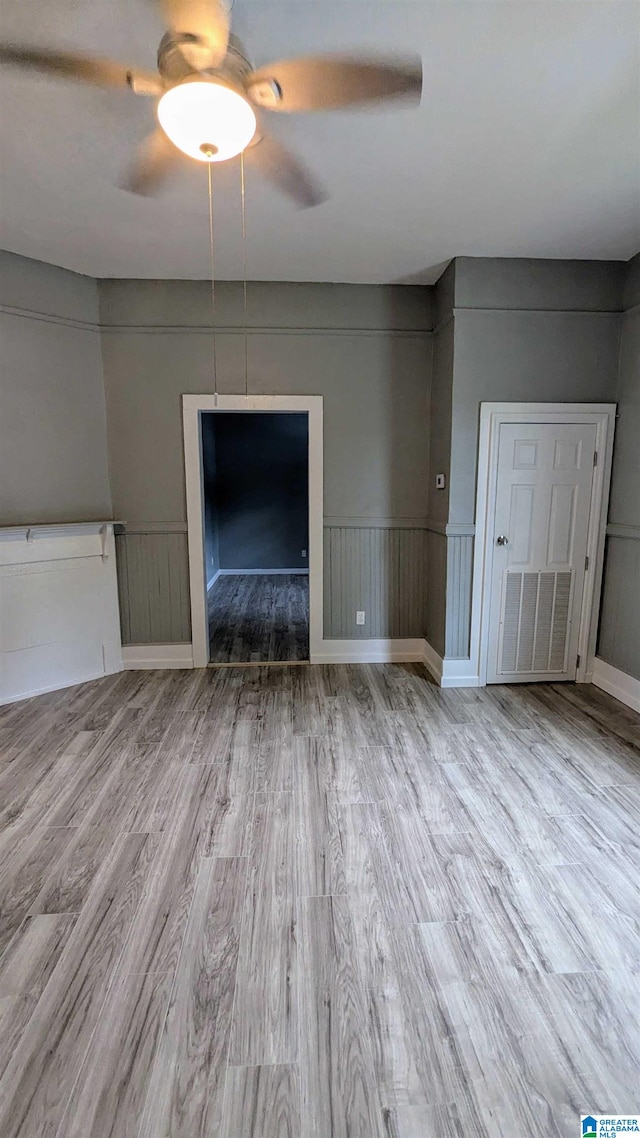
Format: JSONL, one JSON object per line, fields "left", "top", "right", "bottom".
{"left": 208, "top": 573, "right": 309, "bottom": 663}
{"left": 1, "top": 665, "right": 639, "bottom": 1137}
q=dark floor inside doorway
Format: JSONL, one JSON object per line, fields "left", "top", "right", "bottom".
{"left": 208, "top": 573, "right": 309, "bottom": 663}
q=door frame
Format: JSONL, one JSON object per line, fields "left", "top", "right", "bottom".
{"left": 471, "top": 402, "right": 616, "bottom": 687}
{"left": 183, "top": 393, "right": 323, "bottom": 668}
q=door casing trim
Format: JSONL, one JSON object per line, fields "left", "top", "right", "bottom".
{"left": 472, "top": 402, "right": 616, "bottom": 686}
{"left": 183, "top": 393, "right": 323, "bottom": 668}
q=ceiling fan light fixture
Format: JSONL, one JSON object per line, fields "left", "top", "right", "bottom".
{"left": 157, "top": 79, "right": 256, "bottom": 162}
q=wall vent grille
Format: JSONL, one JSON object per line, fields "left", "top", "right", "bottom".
{"left": 499, "top": 570, "right": 572, "bottom": 674}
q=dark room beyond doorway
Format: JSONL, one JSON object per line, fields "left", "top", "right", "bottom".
{"left": 201, "top": 411, "right": 309, "bottom": 664}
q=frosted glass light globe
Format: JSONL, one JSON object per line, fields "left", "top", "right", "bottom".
{"left": 157, "top": 80, "right": 257, "bottom": 162}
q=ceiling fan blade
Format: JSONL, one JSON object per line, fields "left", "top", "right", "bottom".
{"left": 245, "top": 54, "right": 422, "bottom": 113}
{"left": 161, "top": 0, "right": 230, "bottom": 69}
{"left": 246, "top": 134, "right": 328, "bottom": 209}
{"left": 0, "top": 44, "right": 162, "bottom": 93}
{"left": 122, "top": 128, "right": 185, "bottom": 195}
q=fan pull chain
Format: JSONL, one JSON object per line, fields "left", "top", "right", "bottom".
{"left": 240, "top": 150, "right": 248, "bottom": 400}
{"left": 207, "top": 162, "right": 218, "bottom": 404}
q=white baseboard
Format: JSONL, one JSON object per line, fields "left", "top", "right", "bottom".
{"left": 421, "top": 641, "right": 481, "bottom": 687}
{"left": 421, "top": 639, "right": 443, "bottom": 683}
{"left": 592, "top": 657, "right": 640, "bottom": 713}
{"left": 441, "top": 659, "right": 481, "bottom": 688}
{"left": 207, "top": 569, "right": 221, "bottom": 590}
{"left": 0, "top": 669, "right": 111, "bottom": 707}
{"left": 122, "top": 644, "right": 194, "bottom": 670}
{"left": 312, "top": 638, "right": 426, "bottom": 665}
{"left": 120, "top": 638, "right": 482, "bottom": 683}
{"left": 216, "top": 568, "right": 309, "bottom": 576}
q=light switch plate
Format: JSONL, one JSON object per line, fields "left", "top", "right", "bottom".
{"left": 436, "top": 473, "right": 446, "bottom": 489}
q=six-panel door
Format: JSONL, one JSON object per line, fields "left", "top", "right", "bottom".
{"left": 486, "top": 422, "right": 597, "bottom": 684}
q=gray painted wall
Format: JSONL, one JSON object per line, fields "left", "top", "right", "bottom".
{"left": 5, "top": 250, "right": 633, "bottom": 668}
{"left": 430, "top": 256, "right": 626, "bottom": 664}
{"left": 427, "top": 319, "right": 453, "bottom": 527}
{"left": 425, "top": 265, "right": 455, "bottom": 655}
{"left": 449, "top": 308, "right": 621, "bottom": 524}
{"left": 100, "top": 278, "right": 432, "bottom": 642}
{"left": 597, "top": 252, "right": 640, "bottom": 679}
{"left": 203, "top": 412, "right": 308, "bottom": 572}
{"left": 453, "top": 256, "right": 625, "bottom": 313}
{"left": 0, "top": 251, "right": 112, "bottom": 524}
{"left": 99, "top": 280, "right": 431, "bottom": 525}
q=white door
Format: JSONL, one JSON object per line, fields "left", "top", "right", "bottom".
{"left": 486, "top": 421, "right": 597, "bottom": 684}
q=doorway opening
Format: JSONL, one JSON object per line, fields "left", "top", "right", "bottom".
{"left": 202, "top": 411, "right": 309, "bottom": 664}
{"left": 183, "top": 394, "right": 324, "bottom": 669}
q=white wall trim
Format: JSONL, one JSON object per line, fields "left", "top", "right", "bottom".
{"left": 119, "top": 635, "right": 487, "bottom": 686}
{"left": 122, "top": 643, "right": 194, "bottom": 670}
{"left": 441, "top": 657, "right": 481, "bottom": 688}
{"left": 206, "top": 569, "right": 221, "bottom": 591}
{"left": 422, "top": 638, "right": 443, "bottom": 682}
{"left": 592, "top": 658, "right": 640, "bottom": 713}
{"left": 184, "top": 394, "right": 324, "bottom": 669}
{"left": 0, "top": 520, "right": 123, "bottom": 542}
{"left": 314, "top": 638, "right": 425, "bottom": 664}
{"left": 606, "top": 523, "right": 640, "bottom": 541}
{"left": 214, "top": 567, "right": 309, "bottom": 577}
{"left": 470, "top": 402, "right": 616, "bottom": 688}
{"left": 0, "top": 670, "right": 109, "bottom": 706}
{"left": 424, "top": 519, "right": 476, "bottom": 537}
{"left": 421, "top": 641, "right": 480, "bottom": 688}
{"left": 0, "top": 523, "right": 122, "bottom": 705}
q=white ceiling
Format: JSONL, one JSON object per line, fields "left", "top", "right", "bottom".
{"left": 0, "top": 1, "right": 638, "bottom": 283}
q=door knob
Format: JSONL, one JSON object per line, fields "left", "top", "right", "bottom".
{"left": 496, "top": 535, "right": 509, "bottom": 546}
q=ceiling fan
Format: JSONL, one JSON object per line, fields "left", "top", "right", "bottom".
{"left": 0, "top": 0, "right": 422, "bottom": 207}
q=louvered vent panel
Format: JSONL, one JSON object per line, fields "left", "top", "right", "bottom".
{"left": 498, "top": 570, "right": 573, "bottom": 675}
{"left": 532, "top": 573, "right": 555, "bottom": 671}
{"left": 516, "top": 574, "right": 538, "bottom": 671}
{"left": 501, "top": 573, "right": 522, "bottom": 673}
{"left": 549, "top": 572, "right": 572, "bottom": 671}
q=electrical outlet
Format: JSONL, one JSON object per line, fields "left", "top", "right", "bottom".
{"left": 356, "top": 611, "right": 365, "bottom": 625}
{"left": 302, "top": 549, "right": 307, "bottom": 557}
{"left": 436, "top": 473, "right": 446, "bottom": 490}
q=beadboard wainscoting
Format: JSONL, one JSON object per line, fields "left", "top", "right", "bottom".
{"left": 424, "top": 529, "right": 447, "bottom": 657}
{"left": 597, "top": 526, "right": 640, "bottom": 682}
{"left": 445, "top": 527, "right": 475, "bottom": 659}
{"left": 424, "top": 521, "right": 475, "bottom": 661}
{"left": 115, "top": 525, "right": 191, "bottom": 645}
{"left": 116, "top": 521, "right": 429, "bottom": 648}
{"left": 323, "top": 522, "right": 427, "bottom": 639}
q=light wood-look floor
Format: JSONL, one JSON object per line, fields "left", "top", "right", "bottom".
{"left": 208, "top": 573, "right": 309, "bottom": 663}
{"left": 0, "top": 665, "right": 639, "bottom": 1138}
